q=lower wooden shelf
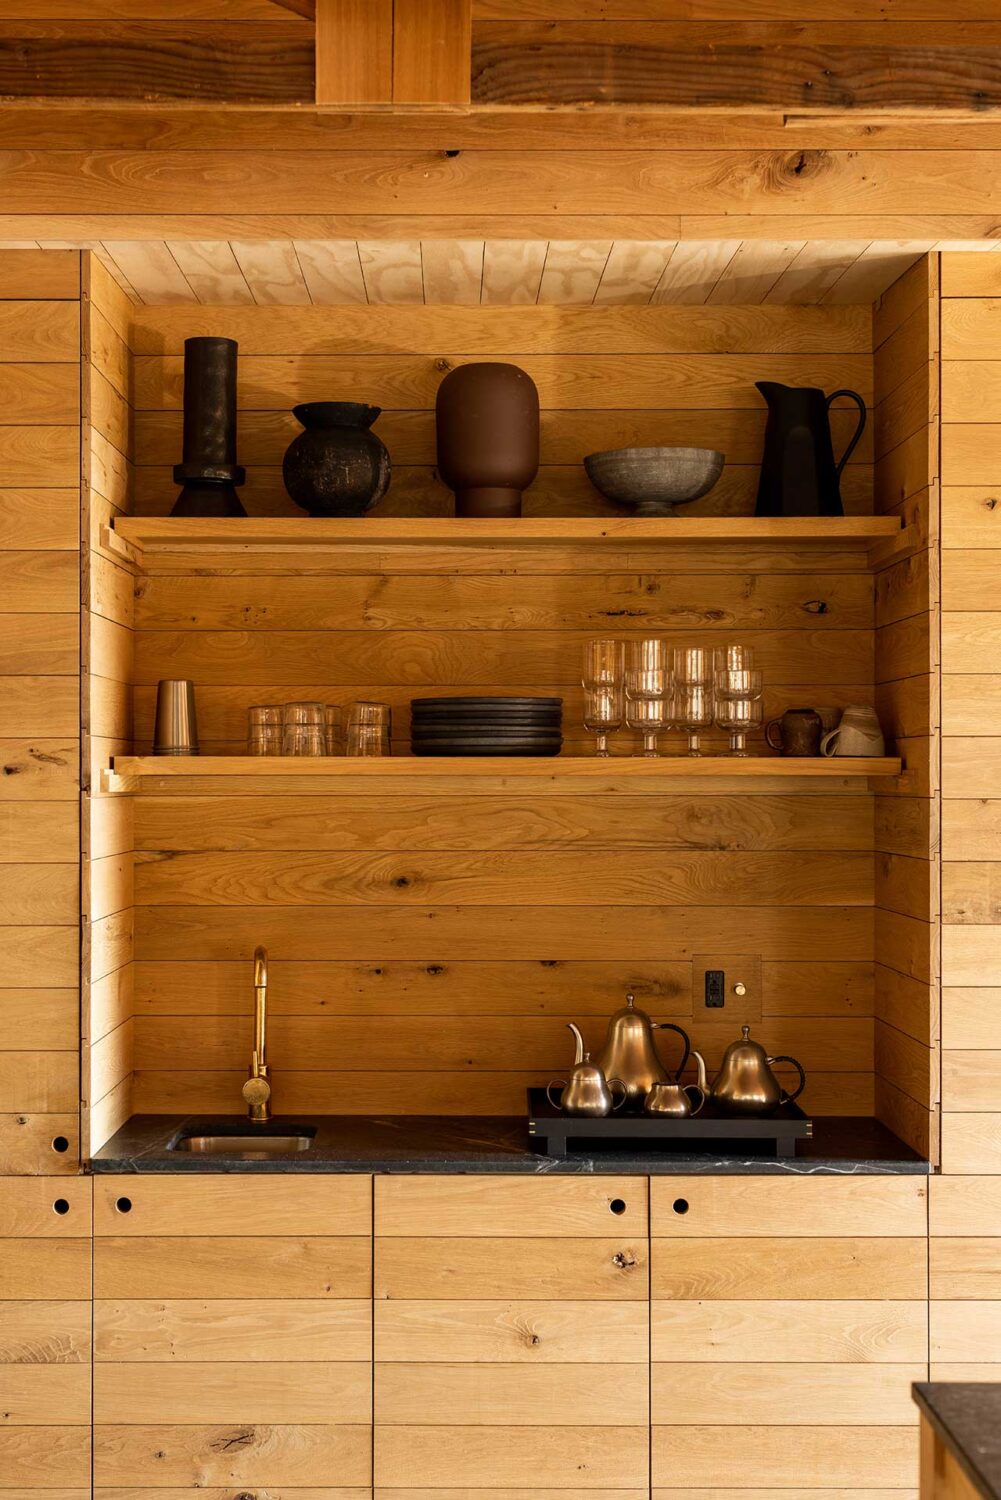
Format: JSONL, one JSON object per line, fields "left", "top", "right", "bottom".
{"left": 107, "top": 753, "right": 902, "bottom": 795}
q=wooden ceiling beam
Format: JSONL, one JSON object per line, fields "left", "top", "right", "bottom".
{"left": 1, "top": 146, "right": 1000, "bottom": 221}
{"left": 3, "top": 103, "right": 1001, "bottom": 153}
{"left": 315, "top": 0, "right": 471, "bottom": 106}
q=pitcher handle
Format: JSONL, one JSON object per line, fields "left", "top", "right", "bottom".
{"left": 546, "top": 1080, "right": 566, "bottom": 1111}
{"left": 609, "top": 1078, "right": 629, "bottom": 1112}
{"left": 653, "top": 1021, "right": 691, "bottom": 1081}
{"left": 769, "top": 1054, "right": 806, "bottom": 1106}
{"left": 826, "top": 389, "right": 867, "bottom": 478}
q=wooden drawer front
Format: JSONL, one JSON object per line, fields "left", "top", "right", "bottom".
{"left": 651, "top": 1236, "right": 928, "bottom": 1300}
{"left": 94, "top": 1174, "right": 373, "bottom": 1496}
{"left": 377, "top": 1235, "right": 647, "bottom": 1301}
{"left": 651, "top": 1177, "right": 927, "bottom": 1496}
{"left": 94, "top": 1296, "right": 371, "bottom": 1362}
{"left": 376, "top": 1427, "right": 649, "bottom": 1490}
{"left": 374, "top": 1175, "right": 648, "bottom": 1494}
{"left": 650, "top": 1176, "right": 928, "bottom": 1237}
{"left": 653, "top": 1426, "right": 920, "bottom": 1490}
{"left": 376, "top": 1298, "right": 649, "bottom": 1364}
{"left": 94, "top": 1235, "right": 371, "bottom": 1299}
{"left": 0, "top": 1179, "right": 91, "bottom": 1495}
{"left": 375, "top": 1174, "right": 647, "bottom": 1237}
{"left": 652, "top": 1300, "right": 928, "bottom": 1364}
{"left": 93, "top": 1173, "right": 370, "bottom": 1235}
{"left": 93, "top": 1424, "right": 372, "bottom": 1489}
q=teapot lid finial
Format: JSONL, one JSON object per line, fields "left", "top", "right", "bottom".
{"left": 741, "top": 1025, "right": 751, "bottom": 1039}
{"left": 625, "top": 992, "right": 636, "bottom": 1007}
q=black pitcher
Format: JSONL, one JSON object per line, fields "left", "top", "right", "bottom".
{"left": 753, "top": 381, "right": 867, "bottom": 518}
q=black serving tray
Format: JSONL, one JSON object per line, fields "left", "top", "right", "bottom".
{"left": 527, "top": 1088, "right": 813, "bottom": 1159}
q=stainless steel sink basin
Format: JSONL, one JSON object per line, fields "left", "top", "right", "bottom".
{"left": 168, "top": 1124, "right": 317, "bottom": 1157}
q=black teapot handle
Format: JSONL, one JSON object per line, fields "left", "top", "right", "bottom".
{"left": 654, "top": 1021, "right": 691, "bottom": 1082}
{"left": 826, "top": 389, "right": 867, "bottom": 478}
{"left": 769, "top": 1054, "right": 807, "bottom": 1106}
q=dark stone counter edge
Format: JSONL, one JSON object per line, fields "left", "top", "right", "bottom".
{"left": 91, "top": 1113, "right": 931, "bottom": 1175}
{"left": 914, "top": 1383, "right": 1001, "bottom": 1500}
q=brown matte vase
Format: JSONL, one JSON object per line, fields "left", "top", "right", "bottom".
{"left": 435, "top": 362, "right": 540, "bottom": 518}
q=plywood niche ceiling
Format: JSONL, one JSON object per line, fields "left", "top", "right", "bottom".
{"left": 7, "top": 237, "right": 999, "bottom": 309}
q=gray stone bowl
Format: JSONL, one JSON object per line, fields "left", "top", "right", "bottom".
{"left": 584, "top": 446, "right": 726, "bottom": 517}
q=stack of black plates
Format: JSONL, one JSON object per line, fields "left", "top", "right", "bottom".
{"left": 411, "top": 696, "right": 563, "bottom": 757}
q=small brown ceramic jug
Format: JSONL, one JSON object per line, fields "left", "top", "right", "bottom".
{"left": 765, "top": 707, "right": 823, "bottom": 757}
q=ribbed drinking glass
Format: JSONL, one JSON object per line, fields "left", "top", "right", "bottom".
{"left": 583, "top": 685, "right": 623, "bottom": 758}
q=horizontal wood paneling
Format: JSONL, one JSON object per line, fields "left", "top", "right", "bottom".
{"left": 471, "top": 19, "right": 1001, "bottom": 111}
{"left": 0, "top": 20, "right": 314, "bottom": 103}
{"left": 0, "top": 250, "right": 80, "bottom": 1185}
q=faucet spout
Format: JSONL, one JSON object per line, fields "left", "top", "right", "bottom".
{"left": 242, "top": 945, "right": 272, "bottom": 1123}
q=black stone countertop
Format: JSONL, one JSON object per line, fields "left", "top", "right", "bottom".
{"left": 914, "top": 1384, "right": 1001, "bottom": 1499}
{"left": 91, "top": 1112, "right": 930, "bottom": 1175}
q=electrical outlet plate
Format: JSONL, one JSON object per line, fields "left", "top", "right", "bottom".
{"left": 693, "top": 954, "right": 762, "bottom": 1021}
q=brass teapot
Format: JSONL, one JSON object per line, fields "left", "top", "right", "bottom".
{"left": 709, "top": 1025, "right": 806, "bottom": 1115}
{"left": 547, "top": 1023, "right": 627, "bottom": 1118}
{"left": 595, "top": 993, "right": 692, "bottom": 1107}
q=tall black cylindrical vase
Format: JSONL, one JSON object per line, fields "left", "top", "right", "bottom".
{"left": 171, "top": 336, "right": 246, "bottom": 517}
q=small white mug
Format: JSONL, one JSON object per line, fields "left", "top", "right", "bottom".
{"left": 821, "top": 704, "right": 885, "bottom": 758}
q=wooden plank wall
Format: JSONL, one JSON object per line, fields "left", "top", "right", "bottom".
{"left": 0, "top": 248, "right": 82, "bottom": 1176}
{"left": 470, "top": 4, "right": 1001, "bottom": 111}
{"left": 122, "top": 300, "right": 884, "bottom": 1118}
{"left": 84, "top": 256, "right": 136, "bottom": 1157}
{"left": 872, "top": 254, "right": 941, "bottom": 1161}
{"left": 933, "top": 251, "right": 1001, "bottom": 1384}
{"left": 128, "top": 303, "right": 875, "bottom": 519}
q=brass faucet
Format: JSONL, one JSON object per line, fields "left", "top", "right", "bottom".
{"left": 241, "top": 945, "right": 271, "bottom": 1123}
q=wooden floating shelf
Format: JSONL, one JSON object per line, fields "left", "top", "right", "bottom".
{"left": 111, "top": 515, "right": 904, "bottom": 559}
{"left": 108, "top": 754, "right": 902, "bottom": 796}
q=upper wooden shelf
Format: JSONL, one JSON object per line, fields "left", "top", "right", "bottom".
{"left": 107, "top": 754, "right": 902, "bottom": 796}
{"left": 111, "top": 515, "right": 904, "bottom": 564}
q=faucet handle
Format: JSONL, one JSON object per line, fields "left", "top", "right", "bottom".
{"left": 242, "top": 1063, "right": 271, "bottom": 1121}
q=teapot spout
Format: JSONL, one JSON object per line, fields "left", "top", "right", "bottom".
{"left": 567, "top": 1021, "right": 585, "bottom": 1066}
{"left": 692, "top": 1049, "right": 708, "bottom": 1093}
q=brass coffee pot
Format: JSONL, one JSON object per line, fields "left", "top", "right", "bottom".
{"left": 547, "top": 1023, "right": 627, "bottom": 1117}
{"left": 709, "top": 1025, "right": 807, "bottom": 1115}
{"left": 645, "top": 1050, "right": 708, "bottom": 1117}
{"left": 595, "top": 993, "right": 691, "bottom": 1107}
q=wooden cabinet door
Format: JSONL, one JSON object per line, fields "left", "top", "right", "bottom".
{"left": 92, "top": 1173, "right": 373, "bottom": 1497}
{"left": 650, "top": 1175, "right": 929, "bottom": 1499}
{"left": 0, "top": 1176, "right": 91, "bottom": 1498}
{"left": 374, "top": 1174, "right": 649, "bottom": 1499}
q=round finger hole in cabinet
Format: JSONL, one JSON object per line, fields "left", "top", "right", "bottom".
{"left": 51, "top": 1135, "right": 69, "bottom": 1153}
{"left": 52, "top": 1198, "right": 70, "bottom": 1216}
{"left": 673, "top": 1197, "right": 690, "bottom": 1215}
{"left": 115, "top": 1196, "right": 132, "bottom": 1214}
{"left": 609, "top": 1198, "right": 627, "bottom": 1216}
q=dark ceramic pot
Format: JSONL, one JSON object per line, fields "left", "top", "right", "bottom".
{"left": 436, "top": 362, "right": 539, "bottom": 518}
{"left": 282, "top": 402, "right": 391, "bottom": 517}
